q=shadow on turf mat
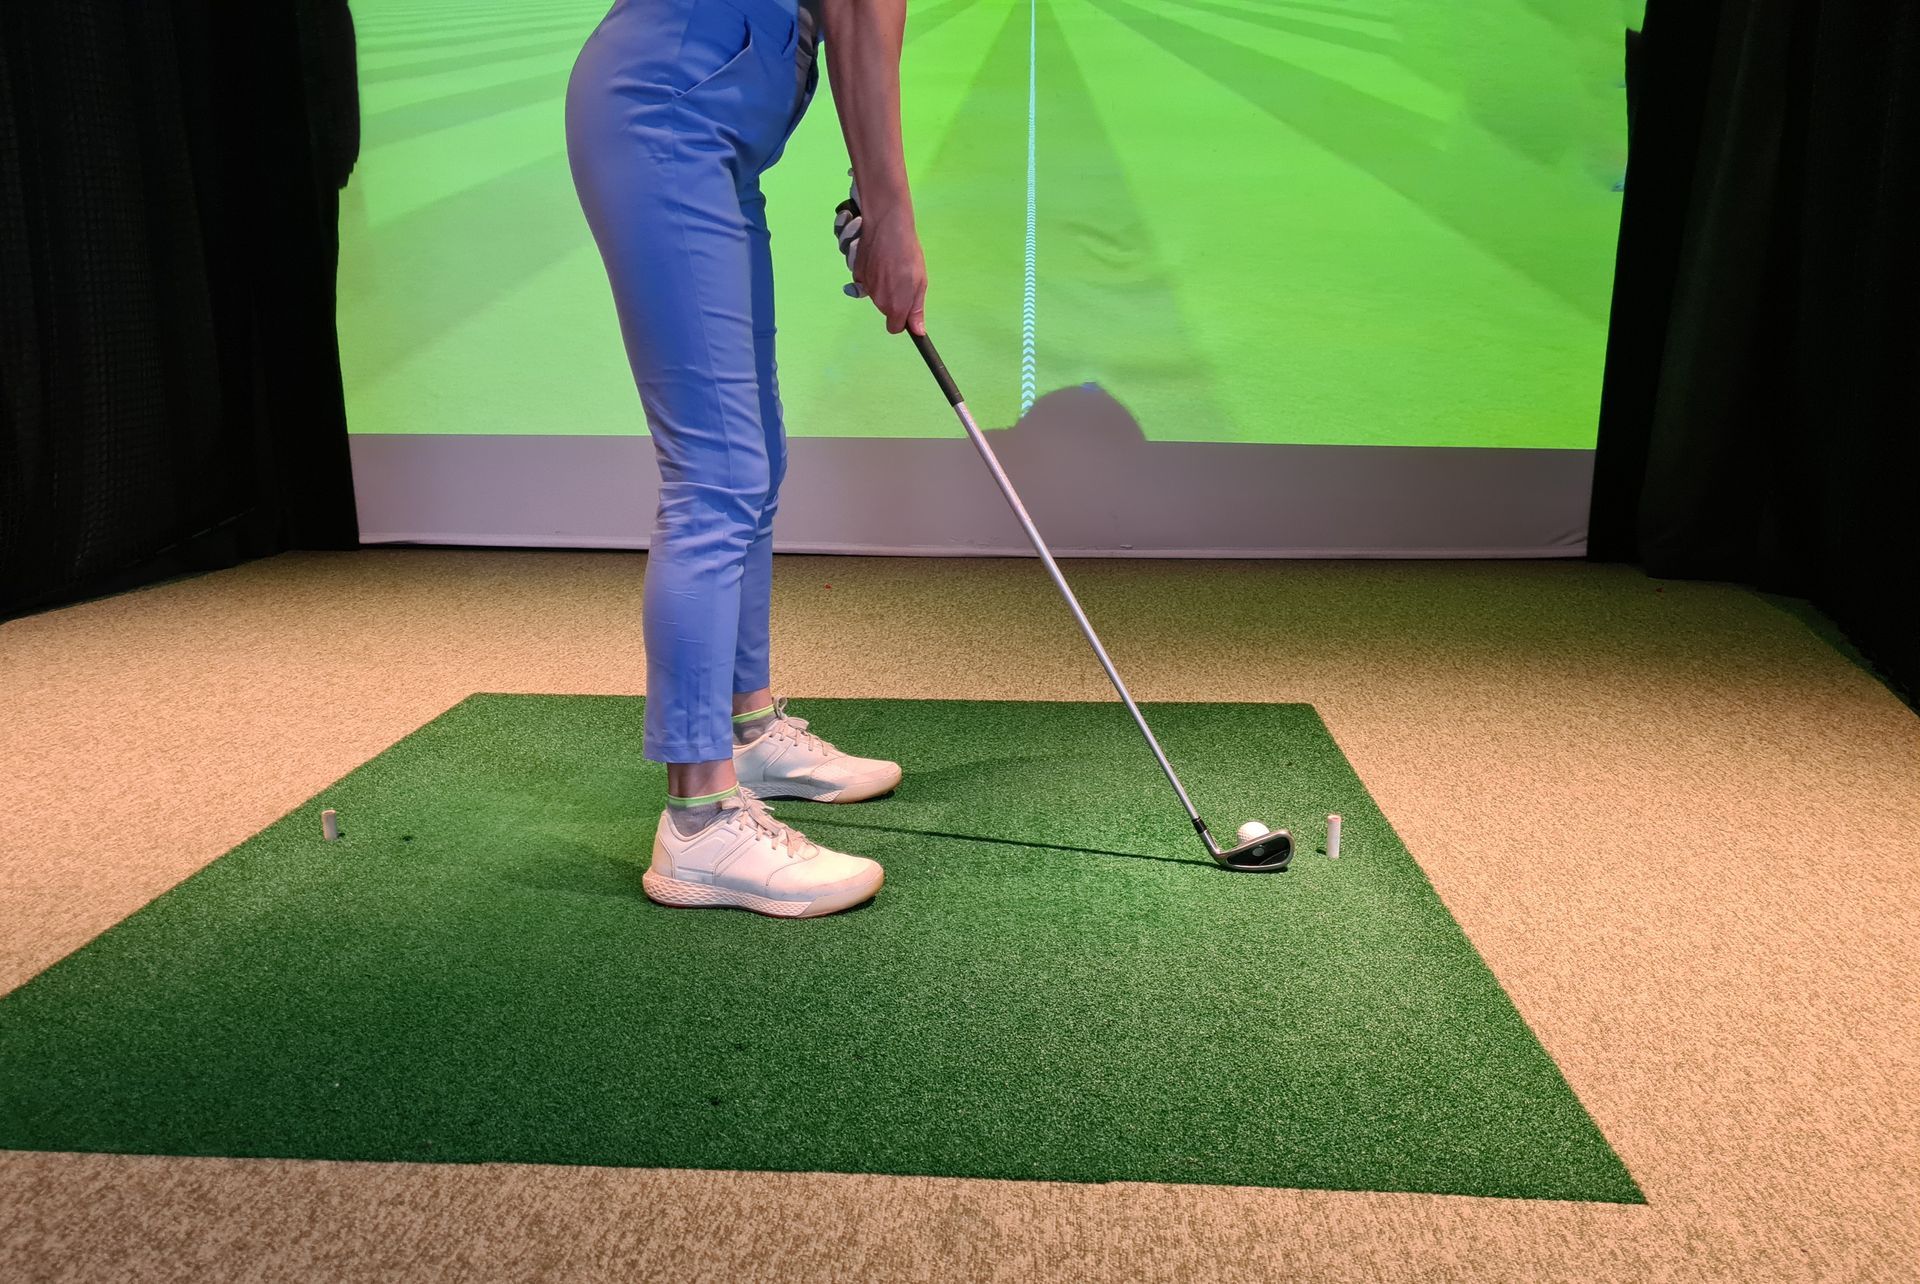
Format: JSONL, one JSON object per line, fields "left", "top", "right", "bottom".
{"left": 790, "top": 815, "right": 1217, "bottom": 869}
{"left": 859, "top": 751, "right": 1077, "bottom": 800}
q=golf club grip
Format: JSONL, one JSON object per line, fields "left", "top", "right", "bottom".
{"left": 911, "top": 332, "right": 963, "bottom": 406}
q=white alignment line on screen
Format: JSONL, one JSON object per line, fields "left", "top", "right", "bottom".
{"left": 1021, "top": 0, "right": 1038, "bottom": 415}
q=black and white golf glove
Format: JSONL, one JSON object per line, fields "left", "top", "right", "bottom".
{"left": 833, "top": 170, "right": 866, "bottom": 298}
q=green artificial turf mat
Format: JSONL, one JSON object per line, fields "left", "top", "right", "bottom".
{"left": 0, "top": 696, "right": 1640, "bottom": 1201}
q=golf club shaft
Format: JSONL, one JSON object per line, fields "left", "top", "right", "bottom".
{"left": 911, "top": 331, "right": 1209, "bottom": 840}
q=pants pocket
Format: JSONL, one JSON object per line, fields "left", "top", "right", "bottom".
{"left": 671, "top": 0, "right": 755, "bottom": 100}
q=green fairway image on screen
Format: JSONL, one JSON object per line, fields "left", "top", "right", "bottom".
{"left": 341, "top": 0, "right": 1641, "bottom": 448}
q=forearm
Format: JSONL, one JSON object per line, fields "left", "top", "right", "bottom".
{"left": 821, "top": 0, "right": 911, "bottom": 220}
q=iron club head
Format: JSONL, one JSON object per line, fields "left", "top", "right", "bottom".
{"left": 1208, "top": 825, "right": 1293, "bottom": 872}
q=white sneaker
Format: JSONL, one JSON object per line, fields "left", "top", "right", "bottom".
{"left": 733, "top": 699, "right": 902, "bottom": 803}
{"left": 643, "top": 790, "right": 883, "bottom": 918}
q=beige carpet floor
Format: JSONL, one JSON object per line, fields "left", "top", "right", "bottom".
{"left": 2, "top": 549, "right": 1916, "bottom": 1283}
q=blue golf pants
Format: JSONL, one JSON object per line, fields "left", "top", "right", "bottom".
{"left": 566, "top": 0, "right": 819, "bottom": 763}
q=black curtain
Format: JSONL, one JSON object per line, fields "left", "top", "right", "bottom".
{"left": 1593, "top": 0, "right": 1920, "bottom": 700}
{"left": 0, "top": 1, "right": 361, "bottom": 621}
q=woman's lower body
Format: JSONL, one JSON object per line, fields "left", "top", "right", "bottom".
{"left": 566, "top": 0, "right": 892, "bottom": 916}
{"left": 567, "top": 0, "right": 815, "bottom": 764}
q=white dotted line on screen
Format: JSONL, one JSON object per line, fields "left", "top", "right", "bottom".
{"left": 1021, "top": 0, "right": 1038, "bottom": 416}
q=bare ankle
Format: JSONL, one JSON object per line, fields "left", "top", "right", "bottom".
{"left": 667, "top": 760, "right": 736, "bottom": 800}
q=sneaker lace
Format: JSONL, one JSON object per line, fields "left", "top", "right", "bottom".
{"left": 731, "top": 786, "right": 817, "bottom": 861}
{"left": 767, "top": 696, "right": 835, "bottom": 756}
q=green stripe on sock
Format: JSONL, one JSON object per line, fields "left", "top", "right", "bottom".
{"left": 666, "top": 785, "right": 739, "bottom": 808}
{"left": 731, "top": 704, "right": 776, "bottom": 724}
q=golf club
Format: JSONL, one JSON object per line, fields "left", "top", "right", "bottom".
{"left": 904, "top": 332, "right": 1291, "bottom": 872}
{"left": 836, "top": 182, "right": 1290, "bottom": 871}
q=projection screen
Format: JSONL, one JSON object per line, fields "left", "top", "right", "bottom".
{"left": 343, "top": 0, "right": 1641, "bottom": 556}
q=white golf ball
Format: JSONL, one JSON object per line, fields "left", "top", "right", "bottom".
{"left": 1236, "top": 820, "right": 1270, "bottom": 844}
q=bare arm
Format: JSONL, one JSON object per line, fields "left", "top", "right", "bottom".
{"left": 821, "top": 0, "right": 926, "bottom": 334}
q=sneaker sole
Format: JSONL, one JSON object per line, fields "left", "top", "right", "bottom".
{"left": 641, "top": 868, "right": 882, "bottom": 919}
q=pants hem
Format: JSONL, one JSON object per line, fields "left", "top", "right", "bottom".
{"left": 645, "top": 741, "right": 739, "bottom": 765}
